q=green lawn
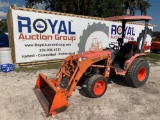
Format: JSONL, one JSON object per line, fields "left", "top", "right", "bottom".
{"left": 14, "top": 52, "right": 160, "bottom": 72}
{"left": 145, "top": 52, "right": 160, "bottom": 65}
{"left": 15, "top": 62, "right": 61, "bottom": 72}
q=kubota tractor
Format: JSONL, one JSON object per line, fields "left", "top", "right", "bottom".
{"left": 151, "top": 35, "right": 160, "bottom": 53}
{"left": 34, "top": 16, "right": 152, "bottom": 116}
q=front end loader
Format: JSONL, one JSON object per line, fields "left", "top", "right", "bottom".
{"left": 34, "top": 51, "right": 112, "bottom": 115}
{"left": 34, "top": 15, "right": 152, "bottom": 116}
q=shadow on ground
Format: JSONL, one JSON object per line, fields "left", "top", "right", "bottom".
{"left": 108, "top": 75, "right": 129, "bottom": 87}
{"left": 78, "top": 75, "right": 130, "bottom": 98}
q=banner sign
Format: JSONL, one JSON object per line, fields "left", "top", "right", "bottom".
{"left": 12, "top": 10, "right": 153, "bottom": 63}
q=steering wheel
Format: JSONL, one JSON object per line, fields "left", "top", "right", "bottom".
{"left": 109, "top": 43, "right": 119, "bottom": 49}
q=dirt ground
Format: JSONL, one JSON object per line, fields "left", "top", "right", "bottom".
{"left": 0, "top": 63, "right": 160, "bottom": 120}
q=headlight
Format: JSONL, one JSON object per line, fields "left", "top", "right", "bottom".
{"left": 79, "top": 57, "right": 88, "bottom": 61}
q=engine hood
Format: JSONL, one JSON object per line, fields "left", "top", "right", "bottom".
{"left": 75, "top": 50, "right": 111, "bottom": 59}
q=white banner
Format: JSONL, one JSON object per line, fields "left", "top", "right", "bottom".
{"left": 11, "top": 10, "right": 153, "bottom": 63}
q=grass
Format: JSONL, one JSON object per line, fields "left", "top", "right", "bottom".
{"left": 145, "top": 52, "right": 160, "bottom": 64}
{"left": 14, "top": 52, "right": 160, "bottom": 72}
{"left": 146, "top": 52, "right": 160, "bottom": 59}
{"left": 15, "top": 62, "right": 61, "bottom": 72}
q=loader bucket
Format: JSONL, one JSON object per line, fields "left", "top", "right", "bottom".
{"left": 34, "top": 73, "right": 69, "bottom": 116}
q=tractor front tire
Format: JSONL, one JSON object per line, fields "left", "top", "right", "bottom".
{"left": 86, "top": 74, "right": 107, "bottom": 98}
{"left": 125, "top": 58, "right": 149, "bottom": 88}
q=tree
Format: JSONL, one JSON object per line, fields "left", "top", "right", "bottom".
{"left": 123, "top": 0, "right": 137, "bottom": 15}
{"left": 0, "top": 19, "right": 8, "bottom": 32}
{"left": 25, "top": 0, "right": 125, "bottom": 17}
{"left": 137, "top": 0, "right": 151, "bottom": 15}
{"left": 25, "top": 0, "right": 151, "bottom": 17}
{"left": 152, "top": 31, "right": 160, "bottom": 38}
{"left": 123, "top": 0, "right": 151, "bottom": 16}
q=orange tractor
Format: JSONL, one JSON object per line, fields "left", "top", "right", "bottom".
{"left": 151, "top": 35, "right": 160, "bottom": 53}
{"left": 34, "top": 16, "right": 152, "bottom": 116}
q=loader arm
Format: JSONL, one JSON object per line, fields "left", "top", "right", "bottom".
{"left": 66, "top": 54, "right": 111, "bottom": 97}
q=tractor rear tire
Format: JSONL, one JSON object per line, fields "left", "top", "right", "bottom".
{"left": 86, "top": 74, "right": 107, "bottom": 98}
{"left": 125, "top": 58, "right": 149, "bottom": 88}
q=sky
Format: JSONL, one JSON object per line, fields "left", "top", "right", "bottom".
{"left": 0, "top": 0, "right": 159, "bottom": 31}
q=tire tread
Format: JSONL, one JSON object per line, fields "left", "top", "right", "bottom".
{"left": 87, "top": 74, "right": 107, "bottom": 98}
{"left": 125, "top": 58, "right": 149, "bottom": 87}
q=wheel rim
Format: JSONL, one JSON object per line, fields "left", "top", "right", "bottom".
{"left": 93, "top": 80, "right": 106, "bottom": 95}
{"left": 138, "top": 67, "right": 147, "bottom": 81}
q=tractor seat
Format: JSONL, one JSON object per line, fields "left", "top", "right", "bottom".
{"left": 106, "top": 48, "right": 118, "bottom": 62}
{"left": 114, "top": 43, "right": 135, "bottom": 68}
{"left": 118, "top": 43, "right": 135, "bottom": 60}
{"left": 119, "top": 43, "right": 134, "bottom": 53}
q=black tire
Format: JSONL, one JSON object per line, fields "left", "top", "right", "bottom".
{"left": 125, "top": 58, "right": 149, "bottom": 88}
{"left": 86, "top": 74, "right": 107, "bottom": 98}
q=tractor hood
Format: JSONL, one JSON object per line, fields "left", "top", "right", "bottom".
{"left": 74, "top": 50, "right": 111, "bottom": 61}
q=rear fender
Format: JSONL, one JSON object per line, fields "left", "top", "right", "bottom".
{"left": 124, "top": 53, "right": 146, "bottom": 71}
